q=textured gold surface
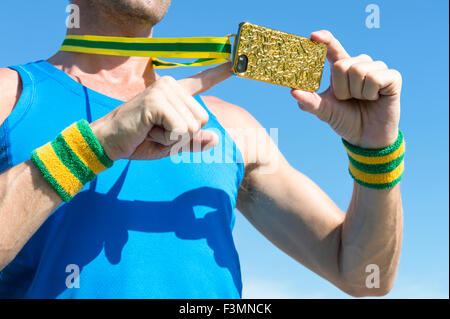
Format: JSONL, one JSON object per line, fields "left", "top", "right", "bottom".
{"left": 232, "top": 23, "right": 327, "bottom": 92}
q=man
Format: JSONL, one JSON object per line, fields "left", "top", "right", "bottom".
{"left": 0, "top": 0, "right": 403, "bottom": 298}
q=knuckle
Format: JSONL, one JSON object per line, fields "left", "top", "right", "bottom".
{"left": 392, "top": 69, "right": 402, "bottom": 82}
{"left": 194, "top": 119, "right": 202, "bottom": 131}
{"left": 318, "top": 29, "right": 333, "bottom": 40}
{"left": 162, "top": 75, "right": 175, "bottom": 82}
{"left": 159, "top": 76, "right": 175, "bottom": 86}
{"left": 165, "top": 132, "right": 176, "bottom": 144}
{"left": 374, "top": 60, "right": 388, "bottom": 69}
{"left": 178, "top": 123, "right": 189, "bottom": 135}
{"left": 199, "top": 111, "right": 209, "bottom": 126}
{"left": 358, "top": 54, "right": 373, "bottom": 61}
{"left": 150, "top": 106, "right": 165, "bottom": 123}
{"left": 144, "top": 93, "right": 162, "bottom": 110}
{"left": 349, "top": 63, "right": 366, "bottom": 77}
{"left": 368, "top": 69, "right": 382, "bottom": 80}
{"left": 323, "top": 29, "right": 333, "bottom": 37}
{"left": 186, "top": 122, "right": 197, "bottom": 135}
{"left": 334, "top": 60, "right": 350, "bottom": 73}
{"left": 170, "top": 128, "right": 186, "bottom": 141}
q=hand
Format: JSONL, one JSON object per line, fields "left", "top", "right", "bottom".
{"left": 90, "top": 62, "right": 232, "bottom": 161}
{"left": 291, "top": 30, "right": 402, "bottom": 149}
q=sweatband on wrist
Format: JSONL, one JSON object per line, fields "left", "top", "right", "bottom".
{"left": 31, "top": 120, "right": 113, "bottom": 202}
{"left": 342, "top": 131, "right": 405, "bottom": 190}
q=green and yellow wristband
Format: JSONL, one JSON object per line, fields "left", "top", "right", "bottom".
{"left": 343, "top": 131, "right": 405, "bottom": 190}
{"left": 30, "top": 120, "right": 113, "bottom": 202}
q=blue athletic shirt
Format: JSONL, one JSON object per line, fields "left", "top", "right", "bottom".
{"left": 0, "top": 60, "right": 245, "bottom": 299}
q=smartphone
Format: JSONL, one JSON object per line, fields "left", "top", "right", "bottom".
{"left": 231, "top": 22, "right": 327, "bottom": 92}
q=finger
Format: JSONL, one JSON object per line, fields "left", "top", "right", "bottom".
{"left": 332, "top": 54, "right": 373, "bottom": 100}
{"left": 147, "top": 126, "right": 174, "bottom": 146}
{"left": 129, "top": 140, "right": 172, "bottom": 160}
{"left": 184, "top": 95, "right": 210, "bottom": 128}
{"left": 165, "top": 88, "right": 201, "bottom": 135}
{"left": 291, "top": 89, "right": 332, "bottom": 123}
{"left": 150, "top": 101, "right": 187, "bottom": 144}
{"left": 187, "top": 130, "right": 219, "bottom": 153}
{"left": 168, "top": 129, "right": 219, "bottom": 157}
{"left": 362, "top": 69, "right": 402, "bottom": 100}
{"left": 348, "top": 61, "right": 388, "bottom": 99}
{"left": 311, "top": 30, "right": 350, "bottom": 64}
{"left": 178, "top": 62, "right": 232, "bottom": 96}
{"left": 171, "top": 85, "right": 210, "bottom": 128}
{"left": 156, "top": 75, "right": 209, "bottom": 132}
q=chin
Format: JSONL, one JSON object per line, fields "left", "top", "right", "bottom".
{"left": 89, "top": 0, "right": 172, "bottom": 25}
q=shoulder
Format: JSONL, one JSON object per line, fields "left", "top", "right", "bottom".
{"left": 200, "top": 95, "right": 262, "bottom": 130}
{"left": 0, "top": 68, "right": 23, "bottom": 126}
{"left": 201, "top": 95, "right": 282, "bottom": 171}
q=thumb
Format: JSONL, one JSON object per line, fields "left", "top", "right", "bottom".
{"left": 291, "top": 89, "right": 331, "bottom": 123}
{"left": 291, "top": 89, "right": 323, "bottom": 114}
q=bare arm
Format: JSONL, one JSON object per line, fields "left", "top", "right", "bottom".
{"left": 0, "top": 161, "right": 62, "bottom": 270}
{"left": 238, "top": 151, "right": 402, "bottom": 297}
{"left": 204, "top": 28, "right": 403, "bottom": 297}
{"left": 0, "top": 69, "right": 63, "bottom": 270}
{"left": 205, "top": 97, "right": 402, "bottom": 297}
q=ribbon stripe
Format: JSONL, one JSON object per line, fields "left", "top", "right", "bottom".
{"left": 62, "top": 39, "right": 231, "bottom": 54}
{"left": 60, "top": 35, "right": 233, "bottom": 69}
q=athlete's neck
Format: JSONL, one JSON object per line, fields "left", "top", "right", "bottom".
{"left": 47, "top": 3, "right": 158, "bottom": 101}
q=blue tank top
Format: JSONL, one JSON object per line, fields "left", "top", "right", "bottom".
{"left": 0, "top": 60, "right": 245, "bottom": 299}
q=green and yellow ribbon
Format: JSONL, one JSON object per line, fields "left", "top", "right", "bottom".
{"left": 60, "top": 35, "right": 233, "bottom": 68}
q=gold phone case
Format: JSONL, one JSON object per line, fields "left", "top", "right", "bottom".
{"left": 231, "top": 22, "right": 327, "bottom": 92}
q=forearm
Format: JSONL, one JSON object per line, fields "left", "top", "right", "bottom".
{"left": 339, "top": 182, "right": 403, "bottom": 296}
{"left": 0, "top": 160, "right": 61, "bottom": 270}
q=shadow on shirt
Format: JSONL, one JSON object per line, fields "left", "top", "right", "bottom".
{"left": 1, "top": 162, "right": 242, "bottom": 299}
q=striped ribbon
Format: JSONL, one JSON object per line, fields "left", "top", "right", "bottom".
{"left": 60, "top": 35, "right": 233, "bottom": 68}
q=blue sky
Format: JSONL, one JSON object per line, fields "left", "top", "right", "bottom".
{"left": 0, "top": 0, "right": 448, "bottom": 298}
